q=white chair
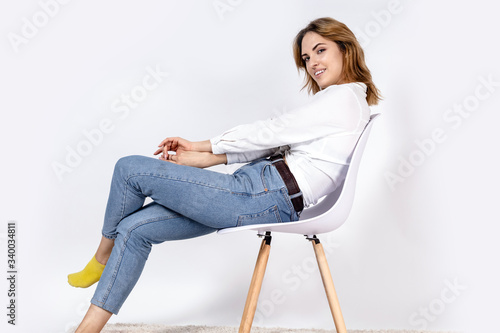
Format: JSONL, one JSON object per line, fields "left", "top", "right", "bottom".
{"left": 217, "top": 113, "right": 380, "bottom": 333}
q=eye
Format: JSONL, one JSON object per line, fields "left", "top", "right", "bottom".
{"left": 318, "top": 48, "right": 326, "bottom": 54}
{"left": 302, "top": 56, "right": 310, "bottom": 63}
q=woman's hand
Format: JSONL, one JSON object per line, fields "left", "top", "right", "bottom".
{"left": 160, "top": 150, "right": 227, "bottom": 168}
{"left": 154, "top": 137, "right": 223, "bottom": 168}
{"left": 154, "top": 137, "right": 212, "bottom": 158}
{"left": 154, "top": 137, "right": 193, "bottom": 157}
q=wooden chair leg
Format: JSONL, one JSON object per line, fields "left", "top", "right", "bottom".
{"left": 310, "top": 236, "right": 347, "bottom": 333}
{"left": 239, "top": 232, "right": 272, "bottom": 333}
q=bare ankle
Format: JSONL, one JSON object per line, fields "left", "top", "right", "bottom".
{"left": 75, "top": 304, "right": 112, "bottom": 333}
{"left": 94, "top": 254, "right": 109, "bottom": 266}
{"left": 95, "top": 237, "right": 115, "bottom": 265}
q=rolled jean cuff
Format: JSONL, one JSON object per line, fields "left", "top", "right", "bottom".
{"left": 102, "top": 232, "right": 117, "bottom": 240}
{"left": 90, "top": 297, "right": 119, "bottom": 315}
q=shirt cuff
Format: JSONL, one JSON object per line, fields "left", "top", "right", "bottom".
{"left": 225, "top": 153, "right": 240, "bottom": 165}
{"left": 210, "top": 137, "right": 224, "bottom": 155}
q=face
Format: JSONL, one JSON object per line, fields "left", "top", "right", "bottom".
{"left": 301, "top": 31, "right": 345, "bottom": 89}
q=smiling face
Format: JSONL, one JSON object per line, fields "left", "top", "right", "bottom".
{"left": 301, "top": 31, "right": 345, "bottom": 89}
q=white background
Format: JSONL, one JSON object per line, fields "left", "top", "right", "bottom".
{"left": 1, "top": 1, "right": 499, "bottom": 332}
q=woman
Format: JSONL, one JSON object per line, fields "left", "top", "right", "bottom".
{"left": 69, "top": 17, "right": 381, "bottom": 332}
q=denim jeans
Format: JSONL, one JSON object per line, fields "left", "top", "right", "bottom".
{"left": 90, "top": 155, "right": 300, "bottom": 314}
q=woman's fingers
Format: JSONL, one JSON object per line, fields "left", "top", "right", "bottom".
{"left": 159, "top": 153, "right": 172, "bottom": 161}
{"left": 156, "top": 137, "right": 199, "bottom": 157}
{"left": 159, "top": 137, "right": 194, "bottom": 150}
{"left": 157, "top": 137, "right": 171, "bottom": 147}
{"left": 158, "top": 137, "right": 179, "bottom": 149}
{"left": 158, "top": 151, "right": 178, "bottom": 162}
{"left": 153, "top": 146, "right": 173, "bottom": 156}
{"left": 155, "top": 138, "right": 179, "bottom": 155}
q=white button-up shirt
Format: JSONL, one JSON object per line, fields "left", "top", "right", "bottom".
{"left": 211, "top": 82, "right": 371, "bottom": 207}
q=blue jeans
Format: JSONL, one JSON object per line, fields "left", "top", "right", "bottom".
{"left": 90, "top": 155, "right": 300, "bottom": 314}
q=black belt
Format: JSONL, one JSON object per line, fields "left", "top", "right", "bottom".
{"left": 269, "top": 154, "right": 304, "bottom": 215}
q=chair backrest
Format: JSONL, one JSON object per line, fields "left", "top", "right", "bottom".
{"left": 299, "top": 113, "right": 380, "bottom": 223}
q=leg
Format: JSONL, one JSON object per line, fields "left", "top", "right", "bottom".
{"left": 310, "top": 236, "right": 347, "bottom": 333}
{"left": 67, "top": 236, "right": 115, "bottom": 288}
{"left": 95, "top": 236, "right": 114, "bottom": 265}
{"left": 74, "top": 304, "right": 112, "bottom": 333}
{"left": 88, "top": 155, "right": 295, "bottom": 304}
{"left": 239, "top": 232, "right": 272, "bottom": 333}
{"left": 90, "top": 202, "right": 215, "bottom": 315}
{"left": 69, "top": 155, "right": 239, "bottom": 289}
{"left": 100, "top": 155, "right": 299, "bottom": 239}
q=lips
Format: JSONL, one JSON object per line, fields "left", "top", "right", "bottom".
{"left": 314, "top": 69, "right": 326, "bottom": 77}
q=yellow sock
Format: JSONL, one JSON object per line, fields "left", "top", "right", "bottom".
{"left": 68, "top": 255, "right": 105, "bottom": 288}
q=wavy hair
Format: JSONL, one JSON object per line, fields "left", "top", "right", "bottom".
{"left": 293, "top": 17, "right": 382, "bottom": 105}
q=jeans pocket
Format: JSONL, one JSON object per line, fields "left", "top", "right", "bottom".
{"left": 237, "top": 205, "right": 282, "bottom": 227}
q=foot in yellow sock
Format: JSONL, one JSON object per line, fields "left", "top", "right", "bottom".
{"left": 68, "top": 255, "right": 106, "bottom": 288}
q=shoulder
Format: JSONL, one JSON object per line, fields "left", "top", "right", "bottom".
{"left": 317, "top": 82, "right": 367, "bottom": 101}
{"left": 310, "top": 82, "right": 370, "bottom": 129}
{"left": 311, "top": 82, "right": 368, "bottom": 110}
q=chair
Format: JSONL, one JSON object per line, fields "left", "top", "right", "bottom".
{"left": 217, "top": 113, "right": 380, "bottom": 333}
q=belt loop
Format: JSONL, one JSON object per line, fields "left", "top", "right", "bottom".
{"left": 269, "top": 154, "right": 283, "bottom": 163}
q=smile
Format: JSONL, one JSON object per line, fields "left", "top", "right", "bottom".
{"left": 314, "top": 69, "right": 326, "bottom": 77}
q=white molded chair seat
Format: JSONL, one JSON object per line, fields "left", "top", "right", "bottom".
{"left": 217, "top": 113, "right": 380, "bottom": 333}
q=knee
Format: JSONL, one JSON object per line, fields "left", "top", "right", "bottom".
{"left": 114, "top": 155, "right": 145, "bottom": 176}
{"left": 116, "top": 221, "right": 152, "bottom": 254}
{"left": 116, "top": 214, "right": 140, "bottom": 240}
{"left": 115, "top": 155, "right": 144, "bottom": 168}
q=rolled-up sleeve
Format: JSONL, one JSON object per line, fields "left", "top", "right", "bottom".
{"left": 210, "top": 84, "right": 362, "bottom": 162}
{"left": 225, "top": 149, "right": 278, "bottom": 164}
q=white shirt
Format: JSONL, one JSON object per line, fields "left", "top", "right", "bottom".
{"left": 210, "top": 82, "right": 371, "bottom": 207}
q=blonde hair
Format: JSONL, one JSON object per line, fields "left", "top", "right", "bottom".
{"left": 293, "top": 17, "right": 382, "bottom": 105}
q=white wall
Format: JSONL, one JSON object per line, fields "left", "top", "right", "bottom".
{"left": 1, "top": 1, "right": 498, "bottom": 332}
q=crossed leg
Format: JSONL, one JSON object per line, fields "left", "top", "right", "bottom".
{"left": 74, "top": 202, "right": 216, "bottom": 332}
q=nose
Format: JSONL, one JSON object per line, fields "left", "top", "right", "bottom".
{"left": 309, "top": 65, "right": 318, "bottom": 77}
{"left": 309, "top": 55, "right": 319, "bottom": 71}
